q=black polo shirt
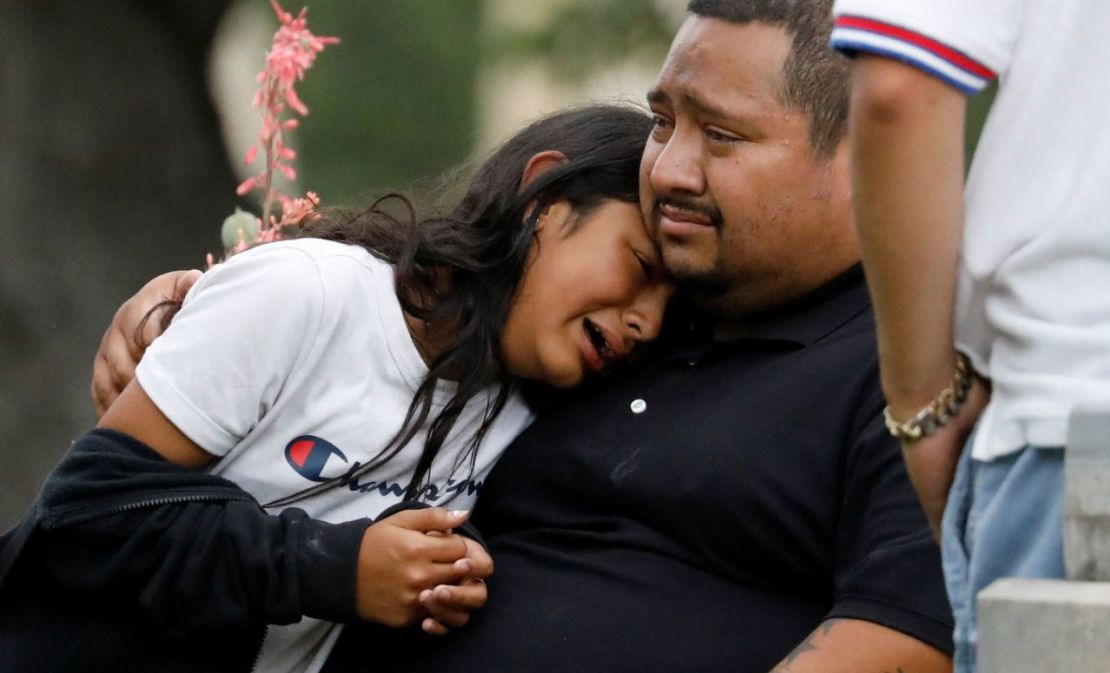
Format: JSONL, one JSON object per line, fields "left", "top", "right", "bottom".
{"left": 327, "top": 267, "right": 953, "bottom": 673}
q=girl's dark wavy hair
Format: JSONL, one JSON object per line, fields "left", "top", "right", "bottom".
{"left": 149, "top": 104, "right": 652, "bottom": 507}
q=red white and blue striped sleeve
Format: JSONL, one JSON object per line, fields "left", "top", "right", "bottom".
{"left": 830, "top": 15, "right": 998, "bottom": 94}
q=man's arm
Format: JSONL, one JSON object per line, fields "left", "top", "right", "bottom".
{"left": 848, "top": 55, "right": 983, "bottom": 534}
{"left": 770, "top": 618, "right": 950, "bottom": 673}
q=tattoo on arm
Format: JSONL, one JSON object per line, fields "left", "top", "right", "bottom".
{"left": 773, "top": 619, "right": 918, "bottom": 673}
{"left": 774, "top": 618, "right": 843, "bottom": 670}
{"left": 782, "top": 636, "right": 817, "bottom": 666}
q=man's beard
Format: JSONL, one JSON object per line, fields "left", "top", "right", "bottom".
{"left": 665, "top": 249, "right": 734, "bottom": 300}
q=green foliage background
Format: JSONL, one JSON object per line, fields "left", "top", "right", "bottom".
{"left": 277, "top": 0, "right": 990, "bottom": 206}
{"left": 275, "top": 0, "right": 676, "bottom": 208}
{"left": 295, "top": 1, "right": 484, "bottom": 204}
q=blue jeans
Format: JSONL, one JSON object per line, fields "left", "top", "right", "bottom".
{"left": 940, "top": 444, "right": 1065, "bottom": 673}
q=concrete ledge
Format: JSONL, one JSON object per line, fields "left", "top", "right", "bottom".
{"left": 979, "top": 578, "right": 1110, "bottom": 672}
{"left": 1065, "top": 410, "right": 1110, "bottom": 580}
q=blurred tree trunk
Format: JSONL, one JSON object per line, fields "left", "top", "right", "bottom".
{"left": 0, "top": 0, "right": 239, "bottom": 528}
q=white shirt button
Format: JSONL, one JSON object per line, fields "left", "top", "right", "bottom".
{"left": 630, "top": 399, "right": 647, "bottom": 414}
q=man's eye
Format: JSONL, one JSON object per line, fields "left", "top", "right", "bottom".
{"left": 704, "top": 127, "right": 741, "bottom": 143}
{"left": 650, "top": 114, "right": 673, "bottom": 137}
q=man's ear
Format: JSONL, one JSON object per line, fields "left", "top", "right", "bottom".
{"left": 520, "top": 150, "right": 569, "bottom": 192}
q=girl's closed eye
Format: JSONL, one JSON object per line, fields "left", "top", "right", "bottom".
{"left": 633, "top": 250, "right": 656, "bottom": 281}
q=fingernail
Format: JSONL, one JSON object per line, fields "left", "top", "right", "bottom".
{"left": 436, "top": 586, "right": 451, "bottom": 598}
{"left": 419, "top": 589, "right": 432, "bottom": 602}
{"left": 450, "top": 510, "right": 468, "bottom": 519}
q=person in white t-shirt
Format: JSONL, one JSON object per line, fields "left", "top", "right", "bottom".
{"left": 831, "top": 1, "right": 1110, "bottom": 670}
{"left": 90, "top": 104, "right": 673, "bottom": 673}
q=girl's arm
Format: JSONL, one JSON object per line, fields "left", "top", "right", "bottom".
{"left": 98, "top": 378, "right": 214, "bottom": 468}
{"left": 94, "top": 368, "right": 482, "bottom": 629}
{"left": 21, "top": 428, "right": 370, "bottom": 631}
{"left": 86, "top": 247, "right": 484, "bottom": 631}
{"left": 26, "top": 428, "right": 482, "bottom": 631}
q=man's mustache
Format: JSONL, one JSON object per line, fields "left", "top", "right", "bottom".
{"left": 653, "top": 196, "right": 724, "bottom": 228}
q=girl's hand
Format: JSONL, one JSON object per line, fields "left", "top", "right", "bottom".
{"left": 355, "top": 508, "right": 473, "bottom": 627}
{"left": 419, "top": 536, "right": 494, "bottom": 635}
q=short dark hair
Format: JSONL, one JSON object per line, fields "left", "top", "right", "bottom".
{"left": 687, "top": 0, "right": 848, "bottom": 157}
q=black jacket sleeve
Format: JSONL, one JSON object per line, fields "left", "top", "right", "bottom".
{"left": 3, "top": 428, "right": 371, "bottom": 631}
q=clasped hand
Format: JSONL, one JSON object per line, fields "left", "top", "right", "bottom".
{"left": 358, "top": 507, "right": 493, "bottom": 635}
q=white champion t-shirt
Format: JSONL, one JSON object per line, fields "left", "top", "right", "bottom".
{"left": 832, "top": 0, "right": 1110, "bottom": 460}
{"left": 136, "top": 239, "right": 533, "bottom": 673}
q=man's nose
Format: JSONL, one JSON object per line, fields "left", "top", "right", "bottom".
{"left": 648, "top": 130, "right": 706, "bottom": 197}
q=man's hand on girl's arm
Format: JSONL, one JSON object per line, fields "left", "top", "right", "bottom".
{"left": 91, "top": 269, "right": 202, "bottom": 417}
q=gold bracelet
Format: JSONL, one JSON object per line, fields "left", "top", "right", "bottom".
{"left": 883, "top": 352, "right": 975, "bottom": 444}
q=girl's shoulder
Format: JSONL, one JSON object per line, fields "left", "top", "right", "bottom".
{"left": 207, "top": 238, "right": 391, "bottom": 303}
{"left": 230, "top": 238, "right": 383, "bottom": 272}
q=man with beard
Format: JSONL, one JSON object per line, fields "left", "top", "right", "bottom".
{"left": 88, "top": 1, "right": 953, "bottom": 671}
